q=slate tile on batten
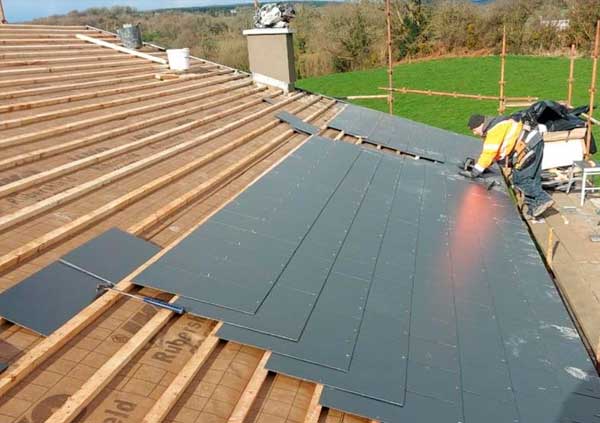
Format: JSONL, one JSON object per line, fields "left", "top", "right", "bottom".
{"left": 462, "top": 391, "right": 519, "bottom": 423}
{"left": 409, "top": 337, "right": 459, "bottom": 373}
{"left": 406, "top": 360, "right": 461, "bottom": 405}
{"left": 461, "top": 360, "right": 514, "bottom": 404}
{"left": 320, "top": 388, "right": 463, "bottom": 423}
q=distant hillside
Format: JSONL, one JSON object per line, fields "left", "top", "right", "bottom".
{"left": 154, "top": 1, "right": 341, "bottom": 14}
{"left": 30, "top": 0, "right": 599, "bottom": 78}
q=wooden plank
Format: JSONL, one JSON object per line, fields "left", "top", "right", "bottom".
{"left": 0, "top": 75, "right": 248, "bottom": 149}
{"left": 0, "top": 76, "right": 247, "bottom": 170}
{"left": 385, "top": 0, "right": 393, "bottom": 114}
{"left": 498, "top": 25, "right": 507, "bottom": 114}
{"left": 0, "top": 91, "right": 299, "bottom": 271}
{"left": 346, "top": 95, "right": 388, "bottom": 100}
{"left": 0, "top": 53, "right": 127, "bottom": 67}
{"left": 76, "top": 34, "right": 168, "bottom": 65}
{"left": 0, "top": 58, "right": 149, "bottom": 77}
{"left": 45, "top": 296, "right": 180, "bottom": 423}
{"left": 0, "top": 98, "right": 316, "bottom": 397}
{"left": 0, "top": 87, "right": 266, "bottom": 226}
{"left": 0, "top": 69, "right": 232, "bottom": 113}
{"left": 379, "top": 86, "right": 536, "bottom": 102}
{"left": 0, "top": 64, "right": 161, "bottom": 89}
{"left": 0, "top": 71, "right": 236, "bottom": 130}
{"left": 141, "top": 323, "right": 223, "bottom": 423}
{"left": 0, "top": 24, "right": 88, "bottom": 29}
{"left": 586, "top": 20, "right": 600, "bottom": 158}
{"left": 0, "top": 27, "right": 94, "bottom": 32}
{"left": 0, "top": 73, "right": 154, "bottom": 100}
{"left": 0, "top": 50, "right": 122, "bottom": 59}
{"left": 0, "top": 32, "right": 109, "bottom": 39}
{"left": 227, "top": 352, "right": 272, "bottom": 423}
{"left": 0, "top": 37, "right": 118, "bottom": 45}
{"left": 130, "top": 97, "right": 331, "bottom": 236}
{"left": 0, "top": 43, "right": 116, "bottom": 50}
{"left": 0, "top": 83, "right": 257, "bottom": 197}
{"left": 304, "top": 384, "right": 324, "bottom": 423}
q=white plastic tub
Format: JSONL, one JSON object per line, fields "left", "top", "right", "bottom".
{"left": 167, "top": 48, "right": 190, "bottom": 71}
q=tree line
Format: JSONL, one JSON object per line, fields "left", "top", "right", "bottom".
{"left": 31, "top": 0, "right": 600, "bottom": 78}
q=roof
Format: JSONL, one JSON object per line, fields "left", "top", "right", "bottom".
{"left": 0, "top": 22, "right": 598, "bottom": 423}
{"left": 0, "top": 23, "right": 360, "bottom": 423}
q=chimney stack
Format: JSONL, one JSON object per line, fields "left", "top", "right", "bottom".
{"left": 0, "top": 0, "right": 7, "bottom": 24}
{"left": 243, "top": 28, "right": 296, "bottom": 92}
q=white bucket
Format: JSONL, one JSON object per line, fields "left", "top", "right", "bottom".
{"left": 167, "top": 48, "right": 190, "bottom": 71}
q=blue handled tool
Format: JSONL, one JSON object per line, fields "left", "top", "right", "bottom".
{"left": 97, "top": 283, "right": 185, "bottom": 315}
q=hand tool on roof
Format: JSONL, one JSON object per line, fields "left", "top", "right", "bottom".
{"left": 96, "top": 282, "right": 185, "bottom": 314}
{"left": 456, "top": 157, "right": 497, "bottom": 190}
{"left": 58, "top": 259, "right": 185, "bottom": 314}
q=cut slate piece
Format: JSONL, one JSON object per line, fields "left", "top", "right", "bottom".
{"left": 0, "top": 229, "right": 159, "bottom": 336}
{"left": 276, "top": 111, "right": 320, "bottom": 135}
{"left": 0, "top": 363, "right": 7, "bottom": 374}
{"left": 328, "top": 103, "right": 481, "bottom": 163}
{"left": 320, "top": 388, "right": 463, "bottom": 423}
{"left": 136, "top": 137, "right": 365, "bottom": 317}
{"left": 61, "top": 228, "right": 160, "bottom": 283}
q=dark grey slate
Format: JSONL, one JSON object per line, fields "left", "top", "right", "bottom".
{"left": 320, "top": 387, "right": 463, "bottom": 423}
{"left": 0, "top": 229, "right": 159, "bottom": 336}
{"left": 0, "top": 362, "right": 7, "bottom": 374}
{"left": 328, "top": 103, "right": 481, "bottom": 163}
{"left": 276, "top": 111, "right": 320, "bottom": 135}
{"left": 130, "top": 132, "right": 599, "bottom": 422}
{"left": 61, "top": 228, "right": 160, "bottom": 283}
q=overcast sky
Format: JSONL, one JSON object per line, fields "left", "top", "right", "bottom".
{"left": 4, "top": 0, "right": 257, "bottom": 22}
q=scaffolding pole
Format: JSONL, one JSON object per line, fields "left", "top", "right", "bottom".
{"left": 586, "top": 20, "right": 600, "bottom": 158}
{"left": 498, "top": 25, "right": 507, "bottom": 115}
{"left": 567, "top": 44, "right": 576, "bottom": 107}
{"left": 385, "top": 0, "right": 393, "bottom": 115}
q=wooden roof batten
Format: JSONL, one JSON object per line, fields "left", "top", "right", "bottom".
{"left": 0, "top": 23, "right": 377, "bottom": 423}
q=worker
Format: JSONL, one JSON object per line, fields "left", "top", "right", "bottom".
{"left": 460, "top": 114, "right": 554, "bottom": 219}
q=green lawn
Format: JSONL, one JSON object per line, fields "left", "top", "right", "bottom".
{"left": 297, "top": 55, "right": 599, "bottom": 160}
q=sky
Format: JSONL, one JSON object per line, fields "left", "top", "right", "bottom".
{"left": 3, "top": 0, "right": 257, "bottom": 22}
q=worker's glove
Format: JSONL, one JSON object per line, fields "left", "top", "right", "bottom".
{"left": 458, "top": 167, "right": 482, "bottom": 179}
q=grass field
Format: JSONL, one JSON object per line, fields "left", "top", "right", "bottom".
{"left": 297, "top": 55, "right": 599, "bottom": 143}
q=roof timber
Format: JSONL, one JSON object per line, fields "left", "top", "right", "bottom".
{"left": 0, "top": 71, "right": 240, "bottom": 129}
{"left": 0, "top": 71, "right": 232, "bottom": 149}
{"left": 0, "top": 69, "right": 234, "bottom": 113}
{"left": 0, "top": 73, "right": 156, "bottom": 100}
{"left": 0, "top": 24, "right": 366, "bottom": 423}
{"left": 0, "top": 63, "right": 164, "bottom": 89}
{"left": 0, "top": 85, "right": 261, "bottom": 199}
{"left": 0, "top": 94, "right": 322, "bottom": 385}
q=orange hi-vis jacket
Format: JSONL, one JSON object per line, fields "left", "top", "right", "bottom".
{"left": 474, "top": 118, "right": 524, "bottom": 172}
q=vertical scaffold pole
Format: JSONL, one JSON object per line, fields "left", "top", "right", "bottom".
{"left": 498, "top": 25, "right": 507, "bottom": 115}
{"left": 386, "top": 0, "right": 393, "bottom": 115}
{"left": 586, "top": 20, "right": 600, "bottom": 158}
{"left": 567, "top": 44, "right": 576, "bottom": 107}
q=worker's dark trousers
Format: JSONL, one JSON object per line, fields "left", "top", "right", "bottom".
{"left": 511, "top": 135, "right": 552, "bottom": 215}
